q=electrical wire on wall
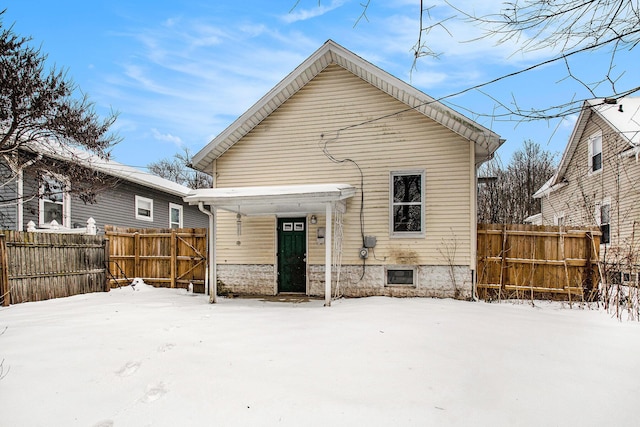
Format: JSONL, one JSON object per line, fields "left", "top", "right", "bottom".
{"left": 319, "top": 130, "right": 367, "bottom": 281}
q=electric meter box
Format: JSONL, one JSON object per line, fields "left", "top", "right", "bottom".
{"left": 364, "top": 235, "right": 377, "bottom": 248}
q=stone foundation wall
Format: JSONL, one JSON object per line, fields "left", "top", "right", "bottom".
{"left": 309, "top": 264, "right": 471, "bottom": 299}
{"left": 217, "top": 263, "right": 472, "bottom": 299}
{"left": 217, "top": 264, "right": 275, "bottom": 295}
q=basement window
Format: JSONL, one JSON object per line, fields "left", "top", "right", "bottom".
{"left": 386, "top": 267, "right": 416, "bottom": 286}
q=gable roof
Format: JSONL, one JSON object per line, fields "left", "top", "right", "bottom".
{"left": 27, "top": 143, "right": 192, "bottom": 197}
{"left": 191, "top": 40, "right": 504, "bottom": 173}
{"left": 533, "top": 96, "right": 640, "bottom": 198}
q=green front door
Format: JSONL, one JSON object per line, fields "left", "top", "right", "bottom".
{"left": 277, "top": 217, "right": 307, "bottom": 293}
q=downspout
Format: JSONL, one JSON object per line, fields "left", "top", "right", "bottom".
{"left": 325, "top": 202, "right": 333, "bottom": 307}
{"left": 198, "top": 202, "right": 217, "bottom": 303}
{"left": 470, "top": 142, "right": 478, "bottom": 301}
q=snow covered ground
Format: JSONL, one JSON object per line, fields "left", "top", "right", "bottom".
{"left": 2, "top": 282, "right": 639, "bottom": 427}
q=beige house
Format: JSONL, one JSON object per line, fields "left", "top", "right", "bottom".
{"left": 187, "top": 40, "right": 503, "bottom": 304}
{"left": 533, "top": 96, "right": 640, "bottom": 264}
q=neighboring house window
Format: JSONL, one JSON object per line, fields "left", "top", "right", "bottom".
{"left": 386, "top": 267, "right": 417, "bottom": 286}
{"left": 169, "top": 203, "right": 183, "bottom": 229}
{"left": 596, "top": 199, "right": 610, "bottom": 244}
{"left": 39, "top": 174, "right": 69, "bottom": 226}
{"left": 390, "top": 171, "right": 425, "bottom": 237}
{"left": 588, "top": 131, "right": 603, "bottom": 173}
{"left": 135, "top": 196, "right": 154, "bottom": 221}
{"left": 554, "top": 212, "right": 565, "bottom": 227}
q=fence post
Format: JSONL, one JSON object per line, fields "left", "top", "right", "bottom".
{"left": 0, "top": 234, "right": 8, "bottom": 306}
{"left": 86, "top": 217, "right": 97, "bottom": 236}
{"left": 170, "top": 229, "right": 177, "bottom": 288}
{"left": 104, "top": 237, "right": 111, "bottom": 292}
{"left": 499, "top": 225, "right": 507, "bottom": 298}
{"left": 134, "top": 232, "right": 140, "bottom": 279}
{"left": 584, "top": 232, "right": 594, "bottom": 299}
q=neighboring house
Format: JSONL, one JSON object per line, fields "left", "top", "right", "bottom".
{"left": 186, "top": 40, "right": 504, "bottom": 303}
{"left": 523, "top": 213, "right": 542, "bottom": 225}
{"left": 0, "top": 145, "right": 209, "bottom": 232}
{"left": 533, "top": 96, "right": 640, "bottom": 263}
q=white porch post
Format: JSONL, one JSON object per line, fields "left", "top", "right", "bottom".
{"left": 210, "top": 206, "right": 217, "bottom": 303}
{"left": 198, "top": 202, "right": 217, "bottom": 303}
{"left": 325, "top": 202, "right": 332, "bottom": 306}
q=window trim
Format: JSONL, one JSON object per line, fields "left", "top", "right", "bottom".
{"left": 169, "top": 203, "right": 183, "bottom": 229}
{"left": 389, "top": 170, "right": 425, "bottom": 238}
{"left": 38, "top": 173, "right": 70, "bottom": 227}
{"left": 385, "top": 266, "right": 418, "bottom": 287}
{"left": 595, "top": 197, "right": 611, "bottom": 245}
{"left": 135, "top": 195, "right": 154, "bottom": 222}
{"left": 588, "top": 131, "right": 603, "bottom": 174}
{"left": 554, "top": 212, "right": 565, "bottom": 227}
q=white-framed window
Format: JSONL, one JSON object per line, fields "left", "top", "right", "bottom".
{"left": 595, "top": 198, "right": 611, "bottom": 244}
{"left": 39, "top": 174, "right": 70, "bottom": 226}
{"left": 169, "top": 203, "right": 183, "bottom": 229}
{"left": 390, "top": 170, "right": 425, "bottom": 237}
{"left": 554, "top": 212, "right": 565, "bottom": 227}
{"left": 135, "top": 196, "right": 154, "bottom": 222}
{"left": 588, "top": 131, "right": 603, "bottom": 173}
{"left": 386, "top": 266, "right": 417, "bottom": 286}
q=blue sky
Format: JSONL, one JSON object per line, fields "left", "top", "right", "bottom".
{"left": 4, "top": 1, "right": 638, "bottom": 170}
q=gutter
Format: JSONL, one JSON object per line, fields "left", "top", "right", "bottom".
{"left": 198, "top": 202, "right": 217, "bottom": 303}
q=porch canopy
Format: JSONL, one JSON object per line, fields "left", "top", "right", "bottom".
{"left": 184, "top": 183, "right": 357, "bottom": 306}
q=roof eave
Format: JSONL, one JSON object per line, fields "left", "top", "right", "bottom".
{"left": 191, "top": 40, "right": 503, "bottom": 172}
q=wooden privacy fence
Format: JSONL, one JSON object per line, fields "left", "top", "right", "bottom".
{"left": 104, "top": 226, "right": 208, "bottom": 293}
{"left": 0, "top": 231, "right": 107, "bottom": 306}
{"left": 477, "top": 224, "right": 601, "bottom": 301}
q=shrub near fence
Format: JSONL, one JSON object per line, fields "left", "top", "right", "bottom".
{"left": 0, "top": 231, "right": 107, "bottom": 305}
{"left": 477, "top": 224, "right": 601, "bottom": 301}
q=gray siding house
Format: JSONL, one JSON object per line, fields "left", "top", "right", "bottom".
{"left": 0, "top": 146, "right": 209, "bottom": 232}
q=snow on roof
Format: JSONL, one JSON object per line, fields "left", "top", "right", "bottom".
{"left": 533, "top": 96, "right": 640, "bottom": 198}
{"left": 589, "top": 96, "right": 640, "bottom": 145}
{"left": 31, "top": 143, "right": 192, "bottom": 197}
{"left": 186, "top": 183, "right": 355, "bottom": 200}
{"left": 184, "top": 183, "right": 357, "bottom": 216}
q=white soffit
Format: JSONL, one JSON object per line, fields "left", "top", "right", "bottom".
{"left": 184, "top": 183, "right": 356, "bottom": 216}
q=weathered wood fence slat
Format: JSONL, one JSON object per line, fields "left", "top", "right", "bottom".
{"left": 104, "top": 225, "right": 208, "bottom": 293}
{"left": 477, "top": 223, "right": 600, "bottom": 300}
{"left": 0, "top": 231, "right": 107, "bottom": 305}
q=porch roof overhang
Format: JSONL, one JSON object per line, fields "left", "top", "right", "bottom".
{"left": 183, "top": 183, "right": 356, "bottom": 216}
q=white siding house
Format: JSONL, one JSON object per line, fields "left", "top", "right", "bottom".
{"left": 187, "top": 40, "right": 504, "bottom": 304}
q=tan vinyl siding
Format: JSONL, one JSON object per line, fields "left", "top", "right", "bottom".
{"left": 215, "top": 64, "right": 472, "bottom": 267}
{"left": 542, "top": 113, "right": 640, "bottom": 251}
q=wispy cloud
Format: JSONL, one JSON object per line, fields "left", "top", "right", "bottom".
{"left": 281, "top": 0, "right": 346, "bottom": 24}
{"left": 151, "top": 128, "right": 183, "bottom": 146}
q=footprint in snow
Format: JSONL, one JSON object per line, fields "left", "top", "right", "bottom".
{"left": 141, "top": 382, "right": 167, "bottom": 403}
{"left": 116, "top": 361, "right": 140, "bottom": 377}
{"left": 157, "top": 343, "right": 175, "bottom": 353}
